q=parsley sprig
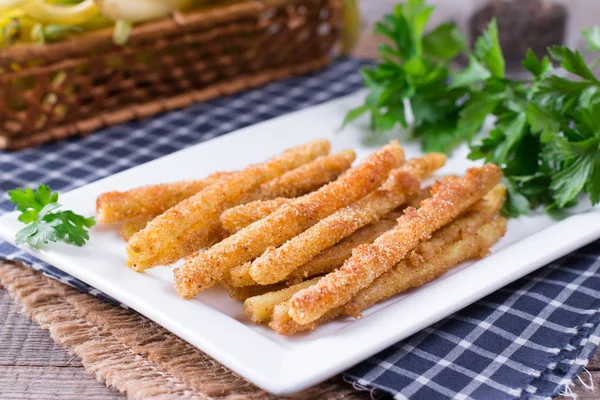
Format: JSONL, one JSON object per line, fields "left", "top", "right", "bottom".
{"left": 470, "top": 44, "right": 600, "bottom": 216}
{"left": 342, "top": 0, "right": 467, "bottom": 152}
{"left": 344, "top": 0, "right": 600, "bottom": 217}
{"left": 9, "top": 185, "right": 96, "bottom": 248}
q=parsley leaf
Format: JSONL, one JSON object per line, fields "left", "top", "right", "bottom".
{"left": 548, "top": 46, "right": 600, "bottom": 83}
{"left": 342, "top": 105, "right": 369, "bottom": 128}
{"left": 462, "top": 20, "right": 600, "bottom": 216}
{"left": 526, "top": 103, "right": 559, "bottom": 142}
{"left": 8, "top": 184, "right": 58, "bottom": 224}
{"left": 15, "top": 203, "right": 61, "bottom": 249}
{"left": 583, "top": 26, "right": 600, "bottom": 52}
{"left": 449, "top": 55, "right": 491, "bottom": 89}
{"left": 502, "top": 178, "right": 531, "bottom": 218}
{"left": 455, "top": 92, "right": 503, "bottom": 140}
{"left": 522, "top": 49, "right": 552, "bottom": 78}
{"left": 589, "top": 148, "right": 600, "bottom": 205}
{"left": 473, "top": 19, "right": 505, "bottom": 78}
{"left": 49, "top": 211, "right": 96, "bottom": 246}
{"left": 550, "top": 151, "right": 595, "bottom": 207}
{"left": 9, "top": 185, "right": 96, "bottom": 248}
{"left": 422, "top": 22, "right": 466, "bottom": 60}
{"left": 415, "top": 120, "right": 460, "bottom": 153}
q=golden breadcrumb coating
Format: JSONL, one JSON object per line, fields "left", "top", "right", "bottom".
{"left": 286, "top": 184, "right": 503, "bottom": 285}
{"left": 226, "top": 212, "right": 402, "bottom": 288}
{"left": 106, "top": 137, "right": 511, "bottom": 336}
{"left": 226, "top": 182, "right": 438, "bottom": 288}
{"left": 243, "top": 277, "right": 321, "bottom": 323}
{"left": 224, "top": 211, "right": 402, "bottom": 287}
{"left": 249, "top": 153, "right": 445, "bottom": 284}
{"left": 220, "top": 150, "right": 357, "bottom": 234}
{"left": 249, "top": 171, "right": 419, "bottom": 284}
{"left": 284, "top": 218, "right": 398, "bottom": 285}
{"left": 345, "top": 216, "right": 507, "bottom": 316}
{"left": 96, "top": 172, "right": 231, "bottom": 223}
{"left": 126, "top": 139, "right": 331, "bottom": 271}
{"left": 242, "top": 150, "right": 356, "bottom": 202}
{"left": 173, "top": 141, "right": 404, "bottom": 298}
{"left": 220, "top": 198, "right": 293, "bottom": 234}
{"left": 223, "top": 261, "right": 256, "bottom": 287}
{"left": 408, "top": 184, "right": 505, "bottom": 266}
{"left": 288, "top": 164, "right": 503, "bottom": 324}
{"left": 270, "top": 216, "right": 507, "bottom": 335}
{"left": 270, "top": 303, "right": 341, "bottom": 335}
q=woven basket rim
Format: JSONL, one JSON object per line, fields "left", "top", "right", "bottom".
{"left": 1, "top": 0, "right": 316, "bottom": 64}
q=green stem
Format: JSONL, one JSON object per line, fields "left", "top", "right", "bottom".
{"left": 590, "top": 56, "right": 600, "bottom": 71}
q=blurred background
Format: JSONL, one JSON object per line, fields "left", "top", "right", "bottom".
{"left": 2, "top": 0, "right": 599, "bottom": 150}
{"left": 357, "top": 0, "right": 600, "bottom": 69}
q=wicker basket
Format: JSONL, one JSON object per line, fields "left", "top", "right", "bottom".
{"left": 0, "top": 0, "right": 341, "bottom": 150}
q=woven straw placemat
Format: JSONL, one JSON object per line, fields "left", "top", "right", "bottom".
{"left": 0, "top": 260, "right": 370, "bottom": 399}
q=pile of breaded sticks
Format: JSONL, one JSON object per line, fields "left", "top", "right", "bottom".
{"left": 96, "top": 139, "right": 507, "bottom": 335}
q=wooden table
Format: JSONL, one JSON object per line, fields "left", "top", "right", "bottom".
{"left": 0, "top": 287, "right": 123, "bottom": 399}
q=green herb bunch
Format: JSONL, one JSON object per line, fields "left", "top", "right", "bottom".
{"left": 9, "top": 185, "right": 96, "bottom": 248}
{"left": 470, "top": 38, "right": 600, "bottom": 216}
{"left": 344, "top": 0, "right": 600, "bottom": 217}
{"left": 342, "top": 0, "right": 468, "bottom": 152}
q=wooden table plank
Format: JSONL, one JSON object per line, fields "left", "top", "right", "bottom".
{"left": 0, "top": 290, "right": 79, "bottom": 367}
{"left": 568, "top": 371, "right": 599, "bottom": 399}
{"left": 0, "top": 288, "right": 125, "bottom": 399}
{"left": 0, "top": 366, "right": 123, "bottom": 400}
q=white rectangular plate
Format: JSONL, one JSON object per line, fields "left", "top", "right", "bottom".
{"left": 2, "top": 91, "right": 600, "bottom": 395}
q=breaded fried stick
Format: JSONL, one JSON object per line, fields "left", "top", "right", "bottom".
{"left": 284, "top": 218, "right": 398, "bottom": 285}
{"left": 290, "top": 183, "right": 504, "bottom": 284}
{"left": 249, "top": 153, "right": 446, "bottom": 285}
{"left": 226, "top": 190, "right": 433, "bottom": 288}
{"left": 223, "top": 261, "right": 258, "bottom": 288}
{"left": 128, "top": 153, "right": 354, "bottom": 263}
{"left": 346, "top": 216, "right": 508, "bottom": 315}
{"left": 244, "top": 185, "right": 505, "bottom": 328}
{"left": 221, "top": 198, "right": 294, "bottom": 234}
{"left": 270, "top": 217, "right": 507, "bottom": 335}
{"left": 174, "top": 141, "right": 404, "bottom": 298}
{"left": 243, "top": 150, "right": 356, "bottom": 202}
{"left": 408, "top": 184, "right": 505, "bottom": 266}
{"left": 110, "top": 150, "right": 354, "bottom": 236}
{"left": 288, "top": 164, "right": 503, "bottom": 324}
{"left": 120, "top": 217, "right": 152, "bottom": 241}
{"left": 221, "top": 150, "right": 357, "bottom": 234}
{"left": 270, "top": 303, "right": 339, "bottom": 336}
{"left": 222, "top": 158, "right": 438, "bottom": 236}
{"left": 243, "top": 277, "right": 321, "bottom": 323}
{"left": 225, "top": 216, "right": 395, "bottom": 287}
{"left": 126, "top": 139, "right": 331, "bottom": 271}
{"left": 245, "top": 192, "right": 502, "bottom": 327}
{"left": 96, "top": 172, "right": 231, "bottom": 223}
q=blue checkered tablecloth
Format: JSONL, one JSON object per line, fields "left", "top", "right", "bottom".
{"left": 1, "top": 59, "right": 599, "bottom": 400}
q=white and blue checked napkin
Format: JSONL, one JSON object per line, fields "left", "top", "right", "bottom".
{"left": 1, "top": 59, "right": 599, "bottom": 400}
